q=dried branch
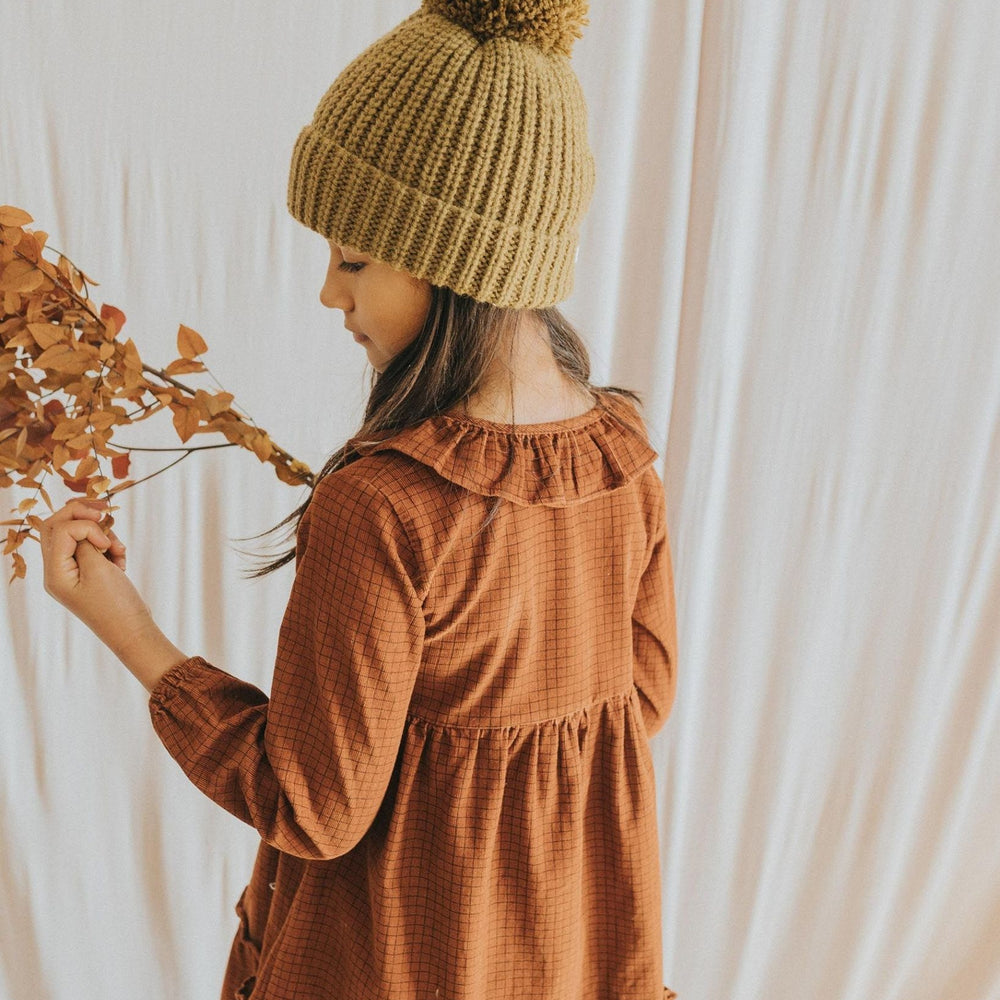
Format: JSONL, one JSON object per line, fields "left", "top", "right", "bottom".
{"left": 1, "top": 205, "right": 314, "bottom": 580}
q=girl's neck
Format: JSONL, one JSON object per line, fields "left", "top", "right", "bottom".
{"left": 458, "top": 313, "right": 596, "bottom": 426}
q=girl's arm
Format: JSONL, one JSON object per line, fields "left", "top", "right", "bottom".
{"left": 631, "top": 474, "right": 678, "bottom": 736}
{"left": 42, "top": 479, "right": 424, "bottom": 862}
{"left": 147, "top": 471, "right": 425, "bottom": 860}
{"left": 40, "top": 500, "right": 188, "bottom": 690}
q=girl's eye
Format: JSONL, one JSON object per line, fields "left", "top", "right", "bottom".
{"left": 338, "top": 261, "right": 366, "bottom": 273}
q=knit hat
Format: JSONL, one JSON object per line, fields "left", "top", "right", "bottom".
{"left": 287, "top": 0, "right": 594, "bottom": 308}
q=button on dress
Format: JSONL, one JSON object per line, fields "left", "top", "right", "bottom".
{"left": 149, "top": 393, "right": 678, "bottom": 1000}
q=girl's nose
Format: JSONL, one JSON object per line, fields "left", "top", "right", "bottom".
{"left": 320, "top": 256, "right": 352, "bottom": 311}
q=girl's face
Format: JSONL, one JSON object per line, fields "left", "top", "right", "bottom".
{"left": 320, "top": 241, "right": 432, "bottom": 372}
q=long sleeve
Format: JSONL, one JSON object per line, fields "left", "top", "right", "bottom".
{"left": 148, "top": 470, "right": 425, "bottom": 860}
{"left": 631, "top": 473, "right": 678, "bottom": 737}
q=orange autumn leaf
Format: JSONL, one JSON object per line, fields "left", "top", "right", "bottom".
{"left": 0, "top": 259, "right": 44, "bottom": 294}
{"left": 51, "top": 417, "right": 88, "bottom": 441}
{"left": 177, "top": 323, "right": 208, "bottom": 359}
{"left": 100, "top": 303, "right": 126, "bottom": 337}
{"left": 120, "top": 338, "right": 142, "bottom": 372}
{"left": 111, "top": 453, "right": 130, "bottom": 479}
{"left": 3, "top": 529, "right": 22, "bottom": 555}
{"left": 171, "top": 404, "right": 201, "bottom": 443}
{"left": 206, "top": 391, "right": 234, "bottom": 417}
{"left": 250, "top": 433, "right": 274, "bottom": 462}
{"left": 27, "top": 323, "right": 66, "bottom": 351}
{"left": 88, "top": 410, "right": 117, "bottom": 432}
{"left": 74, "top": 456, "right": 100, "bottom": 478}
{"left": 9, "top": 551, "right": 26, "bottom": 582}
{"left": 0, "top": 206, "right": 33, "bottom": 227}
{"left": 164, "top": 357, "right": 207, "bottom": 375}
{"left": 35, "top": 343, "right": 78, "bottom": 371}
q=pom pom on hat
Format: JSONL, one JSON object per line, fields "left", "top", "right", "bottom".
{"left": 421, "top": 0, "right": 589, "bottom": 56}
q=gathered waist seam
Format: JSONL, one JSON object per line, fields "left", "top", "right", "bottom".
{"left": 405, "top": 685, "right": 639, "bottom": 736}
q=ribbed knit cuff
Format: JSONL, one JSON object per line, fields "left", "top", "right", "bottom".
{"left": 288, "top": 126, "right": 579, "bottom": 309}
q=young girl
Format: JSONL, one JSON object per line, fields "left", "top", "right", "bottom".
{"left": 40, "top": 2, "right": 678, "bottom": 998}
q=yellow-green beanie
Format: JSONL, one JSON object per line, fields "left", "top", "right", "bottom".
{"left": 287, "top": 0, "right": 594, "bottom": 308}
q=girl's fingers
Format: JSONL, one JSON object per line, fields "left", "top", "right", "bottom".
{"left": 105, "top": 528, "right": 127, "bottom": 571}
{"left": 41, "top": 502, "right": 117, "bottom": 557}
{"left": 40, "top": 500, "right": 129, "bottom": 599}
{"left": 54, "top": 518, "right": 112, "bottom": 555}
{"left": 75, "top": 537, "right": 115, "bottom": 574}
{"left": 43, "top": 499, "right": 110, "bottom": 526}
{"left": 42, "top": 519, "right": 114, "bottom": 597}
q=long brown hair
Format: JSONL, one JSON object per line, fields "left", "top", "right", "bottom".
{"left": 250, "top": 285, "right": 637, "bottom": 576}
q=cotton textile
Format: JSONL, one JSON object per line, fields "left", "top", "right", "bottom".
{"left": 5, "top": 1, "right": 1000, "bottom": 997}
{"left": 148, "top": 395, "right": 677, "bottom": 1000}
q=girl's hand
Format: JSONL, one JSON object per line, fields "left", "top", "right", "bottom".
{"left": 41, "top": 500, "right": 142, "bottom": 631}
{"left": 40, "top": 500, "right": 188, "bottom": 691}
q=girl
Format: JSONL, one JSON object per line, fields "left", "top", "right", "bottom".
{"left": 41, "top": 2, "right": 678, "bottom": 998}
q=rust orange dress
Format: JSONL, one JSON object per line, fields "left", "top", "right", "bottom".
{"left": 148, "top": 393, "right": 678, "bottom": 1000}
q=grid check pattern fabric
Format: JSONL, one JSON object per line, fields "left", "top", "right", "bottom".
{"left": 148, "top": 393, "right": 678, "bottom": 1000}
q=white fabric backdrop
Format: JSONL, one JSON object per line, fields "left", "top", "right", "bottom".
{"left": 3, "top": 1, "right": 999, "bottom": 998}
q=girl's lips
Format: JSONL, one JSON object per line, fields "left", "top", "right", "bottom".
{"left": 350, "top": 329, "right": 369, "bottom": 343}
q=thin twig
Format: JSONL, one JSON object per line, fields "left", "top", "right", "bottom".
{"left": 115, "top": 442, "right": 236, "bottom": 453}
{"left": 123, "top": 401, "right": 166, "bottom": 420}
{"left": 142, "top": 362, "right": 253, "bottom": 424}
{"left": 141, "top": 363, "right": 198, "bottom": 395}
{"left": 113, "top": 452, "right": 191, "bottom": 491}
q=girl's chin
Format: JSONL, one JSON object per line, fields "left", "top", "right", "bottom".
{"left": 365, "top": 347, "right": 388, "bottom": 373}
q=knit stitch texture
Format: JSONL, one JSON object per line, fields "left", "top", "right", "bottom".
{"left": 288, "top": 2, "right": 594, "bottom": 307}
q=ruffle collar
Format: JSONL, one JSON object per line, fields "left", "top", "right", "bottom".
{"left": 356, "top": 393, "right": 658, "bottom": 507}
